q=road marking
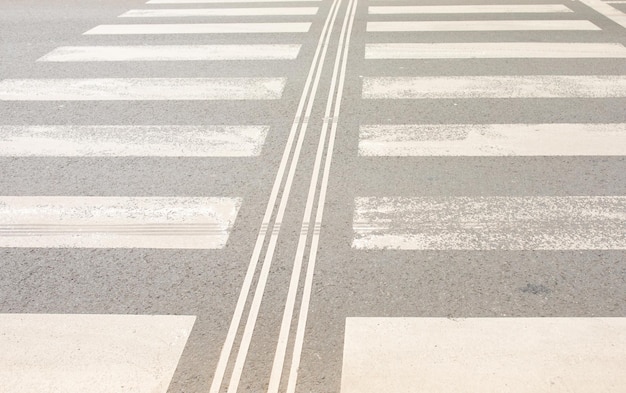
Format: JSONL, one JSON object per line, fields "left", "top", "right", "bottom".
{"left": 120, "top": 8, "right": 318, "bottom": 17}
{"left": 0, "top": 78, "right": 285, "bottom": 100}
{"left": 38, "top": 45, "right": 301, "bottom": 62}
{"left": 579, "top": 0, "right": 626, "bottom": 29}
{"left": 369, "top": 4, "right": 572, "bottom": 14}
{"left": 367, "top": 20, "right": 600, "bottom": 32}
{"left": 359, "top": 124, "right": 626, "bottom": 156}
{"left": 365, "top": 42, "right": 626, "bottom": 59}
{"left": 0, "top": 197, "right": 241, "bottom": 249}
{"left": 342, "top": 318, "right": 626, "bottom": 393}
{"left": 0, "top": 125, "right": 268, "bottom": 157}
{"left": 0, "top": 314, "right": 195, "bottom": 393}
{"left": 362, "top": 76, "right": 626, "bottom": 99}
{"left": 85, "top": 23, "right": 311, "bottom": 35}
{"left": 353, "top": 196, "right": 626, "bottom": 250}
{"left": 148, "top": 0, "right": 320, "bottom": 3}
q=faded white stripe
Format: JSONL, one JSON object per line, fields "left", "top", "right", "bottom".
{"left": 148, "top": 0, "right": 319, "bottom": 3}
{"left": 369, "top": 4, "right": 572, "bottom": 14}
{"left": 359, "top": 124, "right": 626, "bottom": 156}
{"left": 121, "top": 8, "right": 318, "bottom": 17}
{"left": 0, "top": 78, "right": 285, "bottom": 101}
{"left": 38, "top": 45, "right": 301, "bottom": 61}
{"left": 85, "top": 23, "right": 311, "bottom": 35}
{"left": 367, "top": 20, "right": 600, "bottom": 32}
{"left": 362, "top": 76, "right": 626, "bottom": 99}
{"left": 0, "top": 125, "right": 268, "bottom": 157}
{"left": 353, "top": 196, "right": 626, "bottom": 250}
{"left": 579, "top": 0, "right": 626, "bottom": 29}
{"left": 0, "top": 197, "right": 242, "bottom": 249}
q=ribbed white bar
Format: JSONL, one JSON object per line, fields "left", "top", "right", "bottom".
{"left": 148, "top": 0, "right": 319, "bottom": 3}
{"left": 0, "top": 125, "right": 269, "bottom": 157}
{"left": 121, "top": 8, "right": 318, "bottom": 17}
{"left": 0, "top": 78, "right": 285, "bottom": 100}
{"left": 85, "top": 23, "right": 311, "bottom": 35}
{"left": 38, "top": 45, "right": 301, "bottom": 61}
{"left": 0, "top": 197, "right": 242, "bottom": 249}
{"left": 342, "top": 318, "right": 626, "bottom": 393}
{"left": 353, "top": 196, "right": 626, "bottom": 250}
{"left": 365, "top": 43, "right": 626, "bottom": 59}
{"left": 362, "top": 76, "right": 626, "bottom": 99}
{"left": 367, "top": 20, "right": 600, "bottom": 32}
{"left": 359, "top": 124, "right": 626, "bottom": 156}
{"left": 369, "top": 4, "right": 572, "bottom": 14}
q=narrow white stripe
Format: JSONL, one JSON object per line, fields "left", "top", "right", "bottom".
{"left": 365, "top": 43, "right": 626, "bottom": 59}
{"left": 359, "top": 124, "right": 626, "bottom": 156}
{"left": 369, "top": 4, "right": 572, "bottom": 14}
{"left": 148, "top": 0, "right": 319, "bottom": 3}
{"left": 0, "top": 314, "right": 196, "bottom": 393}
{"left": 606, "top": 0, "right": 626, "bottom": 3}
{"left": 38, "top": 45, "right": 301, "bottom": 61}
{"left": 579, "top": 0, "right": 626, "bottom": 29}
{"left": 367, "top": 20, "right": 600, "bottom": 32}
{"left": 342, "top": 318, "right": 626, "bottom": 393}
{"left": 0, "top": 197, "right": 241, "bottom": 249}
{"left": 0, "top": 78, "right": 285, "bottom": 100}
{"left": 0, "top": 125, "right": 268, "bottom": 157}
{"left": 362, "top": 76, "right": 626, "bottom": 99}
{"left": 353, "top": 196, "right": 626, "bottom": 250}
{"left": 85, "top": 23, "right": 311, "bottom": 35}
{"left": 121, "top": 8, "right": 318, "bottom": 17}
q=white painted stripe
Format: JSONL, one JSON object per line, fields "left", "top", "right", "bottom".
{"left": 359, "top": 124, "right": 626, "bottom": 156}
{"left": 579, "top": 0, "right": 626, "bottom": 29}
{"left": 38, "top": 45, "right": 301, "bottom": 61}
{"left": 0, "top": 197, "right": 241, "bottom": 249}
{"left": 342, "top": 318, "right": 626, "bottom": 393}
{"left": 367, "top": 20, "right": 600, "bottom": 32}
{"left": 0, "top": 78, "right": 285, "bottom": 100}
{"left": 121, "top": 8, "right": 318, "bottom": 17}
{"left": 362, "top": 76, "right": 626, "bottom": 99}
{"left": 85, "top": 23, "right": 311, "bottom": 35}
{"left": 353, "top": 196, "right": 626, "bottom": 250}
{"left": 148, "top": 0, "right": 319, "bottom": 3}
{"left": 0, "top": 125, "right": 268, "bottom": 157}
{"left": 0, "top": 314, "right": 195, "bottom": 393}
{"left": 365, "top": 42, "right": 626, "bottom": 59}
{"left": 606, "top": 0, "right": 626, "bottom": 3}
{"left": 369, "top": 4, "right": 572, "bottom": 14}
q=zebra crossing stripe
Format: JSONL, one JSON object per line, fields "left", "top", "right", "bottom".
{"left": 368, "top": 4, "right": 572, "bottom": 14}
{"left": 353, "top": 196, "right": 626, "bottom": 250}
{"left": 147, "top": 0, "right": 320, "bottom": 3}
{"left": 0, "top": 197, "right": 242, "bottom": 249}
{"left": 367, "top": 20, "right": 600, "bottom": 32}
{"left": 84, "top": 23, "right": 311, "bottom": 35}
{"left": 120, "top": 8, "right": 318, "bottom": 17}
{"left": 358, "top": 124, "right": 626, "bottom": 156}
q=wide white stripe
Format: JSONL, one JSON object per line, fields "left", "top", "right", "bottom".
{"left": 367, "top": 20, "right": 600, "bottom": 32}
{"left": 369, "top": 4, "right": 572, "bottom": 14}
{"left": 362, "top": 76, "right": 626, "bottom": 99}
{"left": 0, "top": 197, "right": 241, "bottom": 249}
{"left": 579, "top": 0, "right": 626, "bottom": 29}
{"left": 0, "top": 125, "right": 268, "bottom": 157}
{"left": 148, "top": 0, "right": 319, "bottom": 3}
{"left": 359, "top": 124, "right": 626, "bottom": 156}
{"left": 0, "top": 314, "right": 195, "bottom": 393}
{"left": 365, "top": 42, "right": 626, "bottom": 59}
{"left": 85, "top": 23, "right": 311, "bottom": 35}
{"left": 0, "top": 78, "right": 285, "bottom": 100}
{"left": 353, "top": 196, "right": 626, "bottom": 250}
{"left": 342, "top": 318, "right": 626, "bottom": 393}
{"left": 121, "top": 8, "right": 318, "bottom": 17}
{"left": 38, "top": 45, "right": 301, "bottom": 61}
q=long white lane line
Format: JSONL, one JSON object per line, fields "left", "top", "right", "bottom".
{"left": 365, "top": 42, "right": 626, "bottom": 59}
{"left": 84, "top": 23, "right": 311, "bottom": 35}
{"left": 39, "top": 45, "right": 301, "bottom": 62}
{"left": 358, "top": 124, "right": 626, "bottom": 156}
{"left": 120, "top": 8, "right": 319, "bottom": 17}
{"left": 0, "top": 78, "right": 285, "bottom": 101}
{"left": 0, "top": 197, "right": 241, "bottom": 249}
{"left": 353, "top": 196, "right": 626, "bottom": 250}
{"left": 208, "top": 0, "right": 343, "bottom": 391}
{"left": 362, "top": 76, "right": 626, "bottom": 99}
{"left": 368, "top": 4, "right": 572, "bottom": 14}
{"left": 0, "top": 125, "right": 268, "bottom": 157}
{"left": 148, "top": 0, "right": 320, "bottom": 3}
{"left": 366, "top": 20, "right": 600, "bottom": 32}
{"left": 579, "top": 0, "right": 626, "bottom": 29}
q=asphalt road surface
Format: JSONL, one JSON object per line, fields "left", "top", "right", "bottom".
{"left": 1, "top": 0, "right": 626, "bottom": 392}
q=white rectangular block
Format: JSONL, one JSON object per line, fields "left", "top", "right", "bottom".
{"left": 369, "top": 4, "right": 572, "bottom": 14}
{"left": 342, "top": 318, "right": 626, "bottom": 393}
{"left": 0, "top": 125, "right": 269, "bottom": 157}
{"left": 38, "top": 45, "right": 301, "bottom": 61}
{"left": 85, "top": 23, "right": 311, "bottom": 35}
{"left": 120, "top": 8, "right": 318, "bottom": 17}
{"left": 0, "top": 78, "right": 285, "bottom": 100}
{"left": 0, "top": 196, "right": 242, "bottom": 249}
{"left": 362, "top": 76, "right": 626, "bottom": 99}
{"left": 367, "top": 20, "right": 600, "bottom": 32}
{"left": 353, "top": 196, "right": 626, "bottom": 250}
{"left": 359, "top": 124, "right": 626, "bottom": 156}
